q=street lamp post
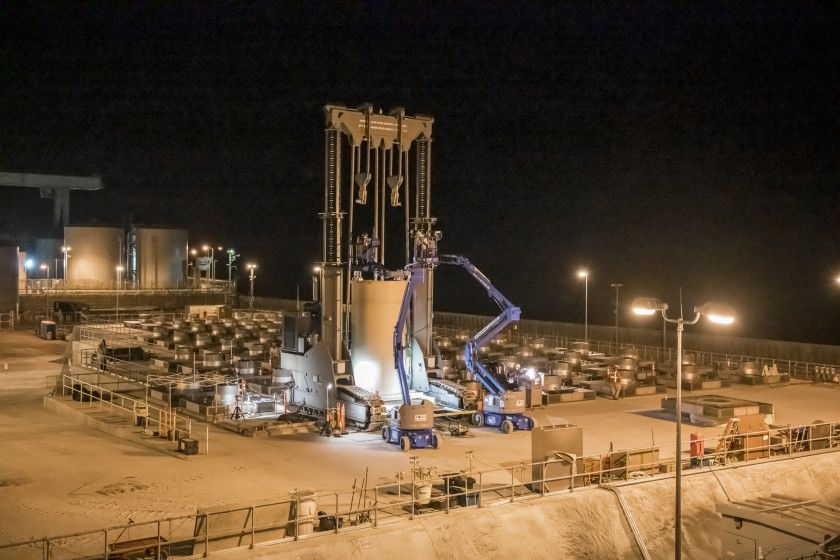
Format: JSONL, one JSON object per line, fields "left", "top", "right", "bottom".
{"left": 24, "top": 260, "right": 33, "bottom": 293}
{"left": 247, "top": 264, "right": 257, "bottom": 318}
{"left": 61, "top": 246, "right": 71, "bottom": 284}
{"left": 632, "top": 297, "right": 735, "bottom": 560}
{"left": 610, "top": 282, "right": 623, "bottom": 347}
{"left": 577, "top": 270, "right": 589, "bottom": 340}
{"left": 227, "top": 249, "right": 239, "bottom": 284}
{"left": 215, "top": 245, "right": 222, "bottom": 280}
{"left": 40, "top": 263, "right": 50, "bottom": 280}
{"left": 203, "top": 246, "right": 215, "bottom": 280}
{"left": 116, "top": 266, "right": 124, "bottom": 321}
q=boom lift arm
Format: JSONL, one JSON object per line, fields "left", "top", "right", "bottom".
{"left": 387, "top": 258, "right": 439, "bottom": 451}
{"left": 437, "top": 254, "right": 521, "bottom": 396}
{"left": 393, "top": 264, "right": 429, "bottom": 404}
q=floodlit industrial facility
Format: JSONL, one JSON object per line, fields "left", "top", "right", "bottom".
{"left": 1, "top": 106, "right": 839, "bottom": 560}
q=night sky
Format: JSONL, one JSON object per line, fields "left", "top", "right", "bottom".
{"left": 2, "top": 4, "right": 839, "bottom": 344}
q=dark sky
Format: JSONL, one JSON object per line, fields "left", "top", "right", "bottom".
{"left": 2, "top": 4, "right": 839, "bottom": 344}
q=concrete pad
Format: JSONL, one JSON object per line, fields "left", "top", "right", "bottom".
{"left": 1, "top": 328, "right": 839, "bottom": 557}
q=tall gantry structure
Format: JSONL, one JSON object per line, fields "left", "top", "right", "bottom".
{"left": 320, "top": 105, "right": 436, "bottom": 370}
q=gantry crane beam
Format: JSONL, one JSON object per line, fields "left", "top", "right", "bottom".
{"left": 0, "top": 172, "right": 104, "bottom": 227}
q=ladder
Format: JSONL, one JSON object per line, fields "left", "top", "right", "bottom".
{"left": 715, "top": 417, "right": 740, "bottom": 464}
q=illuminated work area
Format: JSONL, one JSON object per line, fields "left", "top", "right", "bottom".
{"left": 1, "top": 102, "right": 840, "bottom": 560}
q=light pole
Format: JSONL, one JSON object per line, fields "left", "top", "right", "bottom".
{"left": 632, "top": 297, "right": 735, "bottom": 560}
{"left": 203, "top": 245, "right": 216, "bottom": 280}
{"left": 215, "top": 245, "right": 222, "bottom": 280}
{"left": 40, "top": 263, "right": 49, "bottom": 280}
{"left": 226, "top": 249, "right": 239, "bottom": 283}
{"left": 247, "top": 264, "right": 257, "bottom": 318}
{"left": 577, "top": 270, "right": 589, "bottom": 340}
{"left": 190, "top": 249, "right": 198, "bottom": 282}
{"left": 662, "top": 315, "right": 668, "bottom": 353}
{"left": 116, "top": 266, "right": 124, "bottom": 321}
{"left": 61, "top": 246, "right": 71, "bottom": 284}
{"left": 24, "top": 259, "right": 33, "bottom": 293}
{"left": 610, "top": 283, "right": 623, "bottom": 346}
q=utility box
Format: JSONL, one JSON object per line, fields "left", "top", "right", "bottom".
{"left": 530, "top": 424, "right": 583, "bottom": 492}
{"left": 37, "top": 320, "right": 57, "bottom": 340}
{"left": 810, "top": 421, "right": 831, "bottom": 451}
{"left": 609, "top": 447, "right": 660, "bottom": 478}
{"left": 738, "top": 431, "right": 770, "bottom": 460}
{"left": 523, "top": 384, "right": 542, "bottom": 408}
{"left": 179, "top": 438, "right": 199, "bottom": 456}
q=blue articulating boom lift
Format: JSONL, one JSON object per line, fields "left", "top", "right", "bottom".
{"left": 436, "top": 254, "right": 534, "bottom": 434}
{"left": 386, "top": 261, "right": 441, "bottom": 451}
{"left": 391, "top": 252, "right": 533, "bottom": 445}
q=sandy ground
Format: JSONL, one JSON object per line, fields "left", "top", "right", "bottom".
{"left": 1, "top": 329, "right": 839, "bottom": 559}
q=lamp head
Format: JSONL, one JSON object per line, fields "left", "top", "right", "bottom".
{"left": 695, "top": 303, "right": 736, "bottom": 325}
{"left": 632, "top": 297, "right": 667, "bottom": 316}
{"left": 577, "top": 269, "right": 588, "bottom": 279}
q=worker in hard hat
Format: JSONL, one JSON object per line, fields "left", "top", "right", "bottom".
{"left": 607, "top": 365, "right": 622, "bottom": 400}
{"left": 96, "top": 339, "right": 108, "bottom": 370}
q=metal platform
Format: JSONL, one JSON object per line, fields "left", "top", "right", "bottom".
{"left": 727, "top": 373, "right": 790, "bottom": 385}
{"left": 717, "top": 493, "right": 840, "bottom": 559}
{"left": 542, "top": 387, "right": 597, "bottom": 403}
{"left": 582, "top": 380, "right": 665, "bottom": 398}
{"left": 656, "top": 374, "right": 732, "bottom": 391}
{"left": 661, "top": 394, "right": 774, "bottom": 424}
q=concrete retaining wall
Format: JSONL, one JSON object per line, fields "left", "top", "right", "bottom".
{"left": 262, "top": 452, "right": 840, "bottom": 560}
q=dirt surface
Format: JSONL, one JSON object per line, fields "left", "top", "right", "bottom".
{"left": 1, "top": 328, "right": 839, "bottom": 558}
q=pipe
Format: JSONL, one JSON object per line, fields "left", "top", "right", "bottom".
{"left": 601, "top": 484, "right": 652, "bottom": 560}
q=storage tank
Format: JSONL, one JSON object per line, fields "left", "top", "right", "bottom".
{"left": 63, "top": 226, "right": 125, "bottom": 289}
{"left": 350, "top": 279, "right": 406, "bottom": 400}
{"left": 129, "top": 226, "right": 188, "bottom": 289}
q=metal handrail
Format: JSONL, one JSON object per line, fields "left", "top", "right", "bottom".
{"left": 3, "top": 420, "right": 837, "bottom": 559}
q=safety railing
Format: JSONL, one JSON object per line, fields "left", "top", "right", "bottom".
{"left": 20, "top": 280, "right": 235, "bottom": 294}
{"left": 432, "top": 324, "right": 840, "bottom": 383}
{"left": 58, "top": 370, "right": 209, "bottom": 457}
{"left": 3, "top": 419, "right": 838, "bottom": 559}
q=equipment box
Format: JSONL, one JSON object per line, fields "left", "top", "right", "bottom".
{"left": 179, "top": 438, "right": 199, "bottom": 455}
{"left": 739, "top": 432, "right": 770, "bottom": 460}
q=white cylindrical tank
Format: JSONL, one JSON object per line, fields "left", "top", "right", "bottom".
{"left": 350, "top": 279, "right": 406, "bottom": 400}
{"left": 64, "top": 226, "right": 125, "bottom": 289}
{"left": 131, "top": 227, "right": 188, "bottom": 289}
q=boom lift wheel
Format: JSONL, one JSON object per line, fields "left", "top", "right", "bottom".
{"left": 471, "top": 412, "right": 484, "bottom": 427}
{"left": 382, "top": 426, "right": 390, "bottom": 441}
{"left": 500, "top": 419, "right": 514, "bottom": 434}
{"left": 432, "top": 434, "right": 441, "bottom": 449}
{"left": 399, "top": 435, "right": 411, "bottom": 451}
